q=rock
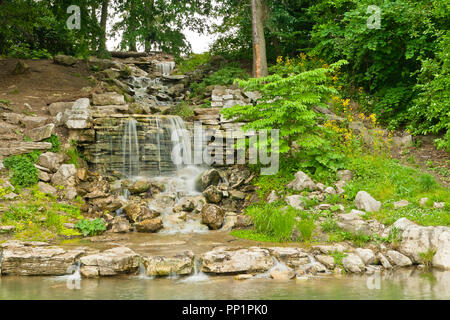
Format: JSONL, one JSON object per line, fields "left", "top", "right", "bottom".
{"left": 221, "top": 214, "right": 238, "bottom": 231}
{"left": 0, "top": 225, "right": 15, "bottom": 233}
{"left": 21, "top": 116, "right": 47, "bottom": 129}
{"left": 72, "top": 98, "right": 90, "bottom": 111}
{"left": 354, "top": 248, "right": 376, "bottom": 265}
{"left": 270, "top": 268, "right": 296, "bottom": 280}
{"left": 315, "top": 255, "right": 335, "bottom": 269}
{"left": 337, "top": 210, "right": 385, "bottom": 236}
{"left": 386, "top": 250, "right": 413, "bottom": 267}
{"left": 93, "top": 92, "right": 126, "bottom": 106}
{"left": 142, "top": 251, "right": 194, "bottom": 276}
{"left": 392, "top": 135, "right": 413, "bottom": 149}
{"left": 337, "top": 170, "right": 353, "bottom": 181}
{"left": 267, "top": 190, "right": 280, "bottom": 203}
{"left": 181, "top": 199, "right": 196, "bottom": 212}
{"left": 287, "top": 171, "right": 316, "bottom": 191}
{"left": 38, "top": 170, "right": 51, "bottom": 182}
{"left": 318, "top": 204, "right": 332, "bottom": 210}
{"left": 354, "top": 191, "right": 381, "bottom": 212}
{"left": 1, "top": 241, "right": 84, "bottom": 276}
{"left": 63, "top": 223, "right": 75, "bottom": 229}
{"left": 12, "top": 60, "right": 30, "bottom": 75}
{"left": 202, "top": 185, "right": 223, "bottom": 204}
{"left": 135, "top": 217, "right": 163, "bottom": 233}
{"left": 377, "top": 253, "right": 392, "bottom": 269}
{"left": 433, "top": 202, "right": 445, "bottom": 209}
{"left": 313, "top": 244, "right": 347, "bottom": 254}
{"left": 128, "top": 179, "right": 151, "bottom": 194}
{"left": 201, "top": 204, "right": 224, "bottom": 230}
{"left": 285, "top": 195, "right": 304, "bottom": 210}
{"left": 3, "top": 193, "right": 18, "bottom": 200}
{"left": 201, "top": 247, "right": 274, "bottom": 274}
{"left": 198, "top": 169, "right": 221, "bottom": 191}
{"left": 234, "top": 215, "right": 253, "bottom": 229}
{"left": 64, "top": 186, "right": 78, "bottom": 200}
{"left": 27, "top": 123, "right": 54, "bottom": 141}
{"left": 229, "top": 190, "right": 246, "bottom": 200}
{"left": 37, "top": 182, "right": 57, "bottom": 196}
{"left": 419, "top": 197, "right": 429, "bottom": 207}
{"left": 80, "top": 247, "right": 139, "bottom": 277}
{"left": 324, "top": 187, "right": 336, "bottom": 195}
{"left": 48, "top": 102, "right": 74, "bottom": 116}
{"left": 53, "top": 55, "right": 77, "bottom": 66}
{"left": 394, "top": 200, "right": 410, "bottom": 209}
{"left": 391, "top": 217, "right": 417, "bottom": 232}
{"left": 51, "top": 164, "right": 76, "bottom": 187}
{"left": 342, "top": 253, "right": 365, "bottom": 273}
{"left": 37, "top": 152, "right": 63, "bottom": 173}
{"left": 267, "top": 247, "right": 309, "bottom": 269}
{"left": 235, "top": 274, "right": 254, "bottom": 280}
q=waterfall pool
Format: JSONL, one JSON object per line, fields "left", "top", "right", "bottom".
{"left": 0, "top": 269, "right": 449, "bottom": 300}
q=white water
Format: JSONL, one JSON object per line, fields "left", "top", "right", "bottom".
{"left": 156, "top": 61, "right": 176, "bottom": 76}
{"left": 122, "top": 119, "right": 140, "bottom": 177}
{"left": 179, "top": 259, "right": 209, "bottom": 283}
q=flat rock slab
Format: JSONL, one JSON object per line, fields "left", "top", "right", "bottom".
{"left": 142, "top": 251, "right": 194, "bottom": 276}
{"left": 0, "top": 241, "right": 84, "bottom": 276}
{"left": 79, "top": 246, "right": 140, "bottom": 277}
{"left": 201, "top": 247, "right": 274, "bottom": 274}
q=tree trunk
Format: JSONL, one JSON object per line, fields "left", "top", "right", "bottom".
{"left": 129, "top": 1, "right": 137, "bottom": 51}
{"left": 98, "top": 0, "right": 109, "bottom": 57}
{"left": 144, "top": 0, "right": 155, "bottom": 53}
{"left": 251, "top": 0, "right": 268, "bottom": 78}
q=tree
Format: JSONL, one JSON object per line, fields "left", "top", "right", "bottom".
{"left": 251, "top": 0, "right": 268, "bottom": 77}
{"left": 98, "top": 0, "right": 110, "bottom": 57}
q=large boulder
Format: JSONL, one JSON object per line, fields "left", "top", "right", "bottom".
{"left": 110, "top": 216, "right": 130, "bottom": 233}
{"left": 142, "top": 251, "right": 194, "bottom": 276}
{"left": 354, "top": 248, "right": 376, "bottom": 265}
{"left": 37, "top": 152, "right": 64, "bottom": 172}
{"left": 1, "top": 241, "right": 84, "bottom": 276}
{"left": 202, "top": 185, "right": 223, "bottom": 204}
{"left": 48, "top": 102, "right": 74, "bottom": 116}
{"left": 198, "top": 169, "right": 221, "bottom": 191}
{"left": 20, "top": 116, "right": 47, "bottom": 129}
{"left": 385, "top": 250, "right": 413, "bottom": 267}
{"left": 135, "top": 217, "right": 163, "bottom": 233}
{"left": 27, "top": 124, "right": 54, "bottom": 142}
{"left": 354, "top": 191, "right": 381, "bottom": 212}
{"left": 201, "top": 247, "right": 274, "bottom": 274}
{"left": 37, "top": 182, "right": 57, "bottom": 196}
{"left": 287, "top": 171, "right": 316, "bottom": 191}
{"left": 342, "top": 253, "right": 365, "bottom": 273}
{"left": 127, "top": 179, "right": 151, "bottom": 194}
{"left": 51, "top": 164, "right": 77, "bottom": 187}
{"left": 285, "top": 195, "right": 305, "bottom": 210}
{"left": 79, "top": 247, "right": 140, "bottom": 277}
{"left": 201, "top": 204, "right": 224, "bottom": 230}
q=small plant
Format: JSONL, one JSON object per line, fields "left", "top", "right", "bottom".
{"left": 331, "top": 251, "right": 347, "bottom": 272}
{"left": 296, "top": 218, "right": 316, "bottom": 241}
{"left": 75, "top": 219, "right": 106, "bottom": 237}
{"left": 418, "top": 249, "right": 436, "bottom": 269}
{"left": 44, "top": 134, "right": 61, "bottom": 153}
{"left": 3, "top": 153, "right": 40, "bottom": 187}
{"left": 386, "top": 227, "right": 402, "bottom": 246}
{"left": 418, "top": 174, "right": 437, "bottom": 191}
{"left": 320, "top": 218, "right": 339, "bottom": 233}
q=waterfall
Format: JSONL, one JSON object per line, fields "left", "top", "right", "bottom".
{"left": 122, "top": 119, "right": 140, "bottom": 177}
{"left": 180, "top": 259, "right": 209, "bottom": 282}
{"left": 168, "top": 116, "right": 192, "bottom": 167}
{"left": 156, "top": 61, "right": 176, "bottom": 76}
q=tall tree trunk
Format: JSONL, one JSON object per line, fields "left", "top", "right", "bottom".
{"left": 251, "top": 0, "right": 268, "bottom": 78}
{"left": 128, "top": 0, "right": 137, "bottom": 51}
{"left": 98, "top": 0, "right": 109, "bottom": 57}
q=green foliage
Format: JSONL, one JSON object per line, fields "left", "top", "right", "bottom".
{"left": 245, "top": 202, "right": 297, "bottom": 242}
{"left": 419, "top": 249, "right": 436, "bottom": 269}
{"left": 175, "top": 53, "right": 211, "bottom": 74}
{"left": 222, "top": 60, "right": 347, "bottom": 171}
{"left": 320, "top": 218, "right": 340, "bottom": 233}
{"left": 75, "top": 219, "right": 107, "bottom": 237}
{"left": 168, "top": 101, "right": 194, "bottom": 119}
{"left": 330, "top": 251, "right": 347, "bottom": 271}
{"left": 3, "top": 153, "right": 40, "bottom": 187}
{"left": 65, "top": 145, "right": 83, "bottom": 168}
{"left": 44, "top": 134, "right": 61, "bottom": 153}
{"left": 190, "top": 64, "right": 249, "bottom": 96}
{"left": 295, "top": 218, "right": 316, "bottom": 241}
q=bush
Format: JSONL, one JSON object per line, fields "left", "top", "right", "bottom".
{"left": 75, "top": 219, "right": 106, "bottom": 237}
{"left": 3, "top": 153, "right": 40, "bottom": 187}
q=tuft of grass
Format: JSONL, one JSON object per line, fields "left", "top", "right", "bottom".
{"left": 419, "top": 249, "right": 436, "bottom": 269}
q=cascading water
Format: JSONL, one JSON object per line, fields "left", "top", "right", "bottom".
{"left": 122, "top": 119, "right": 140, "bottom": 177}
{"left": 156, "top": 61, "right": 176, "bottom": 76}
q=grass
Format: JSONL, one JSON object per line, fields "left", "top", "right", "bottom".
{"left": 230, "top": 229, "right": 283, "bottom": 242}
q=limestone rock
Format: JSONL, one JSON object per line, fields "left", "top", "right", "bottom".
{"left": 285, "top": 195, "right": 304, "bottom": 210}
{"left": 51, "top": 164, "right": 76, "bottom": 187}
{"left": 1, "top": 241, "right": 84, "bottom": 276}
{"left": 128, "top": 179, "right": 151, "bottom": 194}
{"left": 135, "top": 217, "right": 163, "bottom": 233}
{"left": 201, "top": 247, "right": 274, "bottom": 274}
{"left": 267, "top": 190, "right": 280, "bottom": 203}
{"left": 354, "top": 191, "right": 381, "bottom": 212}
{"left": 21, "top": 116, "right": 47, "bottom": 129}
{"left": 337, "top": 170, "right": 353, "bottom": 181}
{"left": 202, "top": 185, "right": 223, "bottom": 204}
{"left": 394, "top": 200, "right": 410, "bottom": 209}
{"left": 38, "top": 182, "right": 57, "bottom": 196}
{"left": 342, "top": 253, "right": 365, "bottom": 273}
{"left": 315, "top": 255, "right": 335, "bottom": 269}
{"left": 80, "top": 247, "right": 139, "bottom": 277}
{"left": 142, "top": 251, "right": 194, "bottom": 276}
{"left": 199, "top": 169, "right": 221, "bottom": 191}
{"left": 93, "top": 92, "right": 126, "bottom": 106}
{"left": 270, "top": 268, "right": 296, "bottom": 280}
{"left": 386, "top": 250, "right": 413, "bottom": 267}
{"left": 287, "top": 171, "right": 316, "bottom": 191}
{"left": 354, "top": 248, "right": 376, "bottom": 265}
{"left": 37, "top": 152, "right": 63, "bottom": 172}
{"left": 110, "top": 216, "right": 130, "bottom": 233}
{"left": 48, "top": 102, "right": 74, "bottom": 116}
{"left": 27, "top": 123, "right": 54, "bottom": 141}
{"left": 201, "top": 204, "right": 224, "bottom": 230}
{"left": 377, "top": 253, "right": 392, "bottom": 269}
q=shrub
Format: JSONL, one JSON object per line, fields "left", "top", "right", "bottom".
{"left": 75, "top": 219, "right": 106, "bottom": 237}
{"left": 419, "top": 249, "right": 436, "bottom": 269}
{"left": 3, "top": 154, "right": 39, "bottom": 187}
{"left": 296, "top": 218, "right": 316, "bottom": 241}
